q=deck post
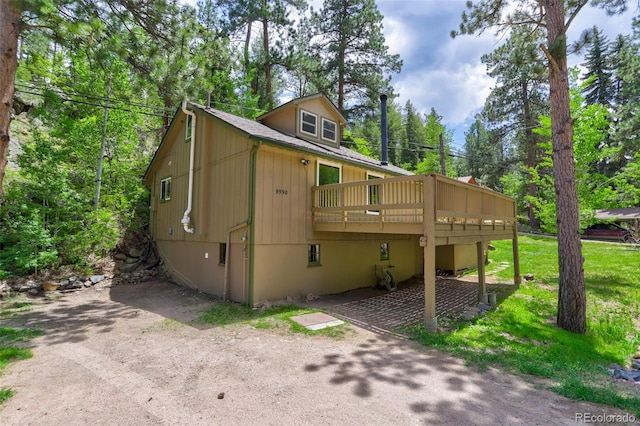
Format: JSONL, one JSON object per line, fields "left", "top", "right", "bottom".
{"left": 423, "top": 175, "right": 437, "bottom": 332}
{"left": 477, "top": 240, "right": 487, "bottom": 303}
{"left": 512, "top": 223, "right": 521, "bottom": 287}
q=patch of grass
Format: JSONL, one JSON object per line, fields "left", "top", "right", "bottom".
{"left": 0, "top": 298, "right": 34, "bottom": 319}
{"left": 0, "top": 326, "right": 43, "bottom": 346}
{"left": 196, "top": 302, "right": 352, "bottom": 338}
{"left": 0, "top": 388, "right": 14, "bottom": 404}
{"left": 0, "top": 325, "right": 42, "bottom": 405}
{"left": 410, "top": 236, "right": 640, "bottom": 416}
{"left": 141, "top": 319, "right": 185, "bottom": 333}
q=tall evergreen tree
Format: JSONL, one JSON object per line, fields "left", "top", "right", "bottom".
{"left": 416, "top": 108, "right": 453, "bottom": 175}
{"left": 461, "top": 119, "right": 503, "bottom": 188}
{"left": 481, "top": 26, "right": 548, "bottom": 228}
{"left": 581, "top": 26, "right": 614, "bottom": 105}
{"left": 453, "top": 0, "right": 634, "bottom": 334}
{"left": 402, "top": 100, "right": 423, "bottom": 169}
{"left": 215, "top": 0, "right": 306, "bottom": 110}
{"left": 309, "top": 0, "right": 402, "bottom": 117}
{"left": 610, "top": 19, "right": 640, "bottom": 166}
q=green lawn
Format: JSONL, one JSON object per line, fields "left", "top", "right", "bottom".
{"left": 410, "top": 236, "right": 640, "bottom": 415}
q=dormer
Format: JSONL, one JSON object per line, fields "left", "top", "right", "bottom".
{"left": 257, "top": 93, "right": 347, "bottom": 147}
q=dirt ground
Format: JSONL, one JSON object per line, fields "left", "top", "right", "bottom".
{"left": 0, "top": 280, "right": 636, "bottom": 425}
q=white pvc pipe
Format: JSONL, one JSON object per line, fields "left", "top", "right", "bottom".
{"left": 181, "top": 101, "right": 196, "bottom": 233}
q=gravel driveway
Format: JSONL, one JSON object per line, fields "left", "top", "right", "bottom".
{"left": 0, "top": 280, "right": 634, "bottom": 425}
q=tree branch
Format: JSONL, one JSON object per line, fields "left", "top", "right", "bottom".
{"left": 540, "top": 43, "right": 560, "bottom": 75}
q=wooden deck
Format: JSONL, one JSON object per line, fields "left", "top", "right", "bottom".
{"left": 312, "top": 173, "right": 517, "bottom": 243}
{"left": 312, "top": 173, "right": 520, "bottom": 332}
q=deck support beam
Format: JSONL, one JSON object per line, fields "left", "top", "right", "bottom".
{"left": 513, "top": 225, "right": 521, "bottom": 287}
{"left": 423, "top": 176, "right": 437, "bottom": 332}
{"left": 477, "top": 240, "right": 487, "bottom": 303}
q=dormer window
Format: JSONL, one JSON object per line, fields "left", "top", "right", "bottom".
{"left": 322, "top": 118, "right": 337, "bottom": 143}
{"left": 300, "top": 110, "right": 317, "bottom": 136}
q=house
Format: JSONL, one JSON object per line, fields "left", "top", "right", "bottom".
{"left": 457, "top": 176, "right": 476, "bottom": 185}
{"left": 143, "top": 93, "right": 520, "bottom": 331}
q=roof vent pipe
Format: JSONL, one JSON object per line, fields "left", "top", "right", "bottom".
{"left": 380, "top": 94, "right": 388, "bottom": 166}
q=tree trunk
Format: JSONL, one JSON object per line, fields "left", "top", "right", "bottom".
{"left": 0, "top": 1, "right": 22, "bottom": 199}
{"left": 262, "top": 16, "right": 272, "bottom": 109}
{"left": 545, "top": 0, "right": 586, "bottom": 333}
{"left": 521, "top": 80, "right": 540, "bottom": 229}
{"left": 244, "top": 22, "right": 252, "bottom": 76}
{"left": 337, "top": 1, "right": 347, "bottom": 113}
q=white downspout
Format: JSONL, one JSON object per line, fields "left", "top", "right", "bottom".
{"left": 181, "top": 100, "right": 196, "bottom": 233}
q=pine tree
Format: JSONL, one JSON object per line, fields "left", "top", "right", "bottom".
{"left": 308, "top": 0, "right": 402, "bottom": 117}
{"left": 480, "top": 26, "right": 548, "bottom": 227}
{"left": 452, "top": 0, "right": 634, "bottom": 334}
{"left": 581, "top": 26, "right": 614, "bottom": 105}
{"left": 402, "top": 101, "right": 423, "bottom": 169}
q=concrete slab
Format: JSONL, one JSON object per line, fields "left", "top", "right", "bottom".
{"left": 290, "top": 312, "right": 344, "bottom": 330}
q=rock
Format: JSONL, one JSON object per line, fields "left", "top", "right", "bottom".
{"left": 254, "top": 300, "right": 272, "bottom": 309}
{"left": 306, "top": 293, "right": 319, "bottom": 301}
{"left": 83, "top": 281, "right": 93, "bottom": 288}
{"left": 42, "top": 281, "right": 60, "bottom": 292}
{"left": 90, "top": 275, "right": 106, "bottom": 284}
{"left": 217, "top": 392, "right": 225, "bottom": 399}
{"left": 114, "top": 253, "right": 128, "bottom": 261}
{"left": 477, "top": 303, "right": 491, "bottom": 311}
{"left": 28, "top": 289, "right": 39, "bottom": 296}
{"left": 125, "top": 257, "right": 139, "bottom": 265}
{"left": 462, "top": 307, "right": 481, "bottom": 320}
{"left": 613, "top": 369, "right": 640, "bottom": 381}
{"left": 128, "top": 248, "right": 143, "bottom": 258}
{"left": 68, "top": 276, "right": 79, "bottom": 283}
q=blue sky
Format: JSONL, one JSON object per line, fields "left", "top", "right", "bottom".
{"left": 182, "top": 0, "right": 638, "bottom": 149}
{"left": 373, "top": 0, "right": 638, "bottom": 149}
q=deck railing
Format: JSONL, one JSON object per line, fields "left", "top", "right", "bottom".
{"left": 312, "top": 173, "right": 517, "bottom": 230}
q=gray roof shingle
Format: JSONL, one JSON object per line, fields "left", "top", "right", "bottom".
{"left": 192, "top": 102, "right": 411, "bottom": 176}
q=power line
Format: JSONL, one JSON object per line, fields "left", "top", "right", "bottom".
{"left": 16, "top": 88, "right": 168, "bottom": 118}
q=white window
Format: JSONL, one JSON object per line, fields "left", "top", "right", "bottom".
{"left": 300, "top": 110, "right": 317, "bottom": 136}
{"left": 185, "top": 115, "right": 193, "bottom": 141}
{"left": 321, "top": 118, "right": 337, "bottom": 143}
{"left": 160, "top": 177, "right": 172, "bottom": 201}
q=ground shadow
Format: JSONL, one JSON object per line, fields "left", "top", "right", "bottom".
{"left": 1, "top": 280, "right": 220, "bottom": 346}
{"left": 301, "top": 333, "right": 583, "bottom": 424}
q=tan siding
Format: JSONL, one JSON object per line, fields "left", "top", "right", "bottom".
{"left": 260, "top": 103, "right": 296, "bottom": 134}
{"left": 252, "top": 236, "right": 420, "bottom": 301}
{"left": 202, "top": 118, "right": 252, "bottom": 243}
{"left": 254, "top": 147, "right": 307, "bottom": 244}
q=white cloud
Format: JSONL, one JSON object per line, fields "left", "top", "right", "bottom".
{"left": 393, "top": 62, "right": 493, "bottom": 125}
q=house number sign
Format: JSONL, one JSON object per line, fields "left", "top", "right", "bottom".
{"left": 275, "top": 189, "right": 288, "bottom": 195}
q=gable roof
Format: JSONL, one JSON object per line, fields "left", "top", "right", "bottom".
{"left": 256, "top": 93, "right": 347, "bottom": 125}
{"left": 595, "top": 208, "right": 640, "bottom": 220}
{"left": 193, "top": 102, "right": 410, "bottom": 176}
